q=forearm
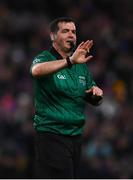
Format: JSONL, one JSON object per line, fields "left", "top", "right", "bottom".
{"left": 31, "top": 59, "right": 68, "bottom": 77}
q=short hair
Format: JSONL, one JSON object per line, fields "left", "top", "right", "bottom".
{"left": 49, "top": 17, "right": 76, "bottom": 33}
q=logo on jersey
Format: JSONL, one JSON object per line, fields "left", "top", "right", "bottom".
{"left": 79, "top": 76, "right": 86, "bottom": 86}
{"left": 33, "top": 58, "right": 41, "bottom": 64}
{"left": 57, "top": 74, "right": 66, "bottom": 79}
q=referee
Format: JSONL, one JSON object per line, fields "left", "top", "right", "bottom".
{"left": 30, "top": 17, "right": 103, "bottom": 178}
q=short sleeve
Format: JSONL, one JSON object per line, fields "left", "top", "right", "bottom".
{"left": 84, "top": 65, "right": 96, "bottom": 89}
{"left": 30, "top": 51, "right": 49, "bottom": 75}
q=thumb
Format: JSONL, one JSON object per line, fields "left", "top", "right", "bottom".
{"left": 85, "top": 88, "right": 93, "bottom": 93}
{"left": 85, "top": 55, "right": 93, "bottom": 62}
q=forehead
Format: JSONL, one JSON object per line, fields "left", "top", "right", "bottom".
{"left": 58, "top": 22, "right": 76, "bottom": 30}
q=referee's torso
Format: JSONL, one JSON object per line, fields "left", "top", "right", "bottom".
{"left": 30, "top": 47, "right": 96, "bottom": 135}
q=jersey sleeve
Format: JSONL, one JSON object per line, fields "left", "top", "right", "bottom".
{"left": 30, "top": 51, "right": 49, "bottom": 75}
{"left": 85, "top": 65, "right": 97, "bottom": 89}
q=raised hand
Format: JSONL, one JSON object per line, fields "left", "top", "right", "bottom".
{"left": 70, "top": 40, "right": 93, "bottom": 64}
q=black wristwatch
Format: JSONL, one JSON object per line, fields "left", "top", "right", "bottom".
{"left": 66, "top": 57, "right": 73, "bottom": 69}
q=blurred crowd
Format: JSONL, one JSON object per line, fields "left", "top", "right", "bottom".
{"left": 0, "top": 0, "right": 133, "bottom": 178}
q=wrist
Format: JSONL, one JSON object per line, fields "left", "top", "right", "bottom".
{"left": 69, "top": 56, "right": 76, "bottom": 65}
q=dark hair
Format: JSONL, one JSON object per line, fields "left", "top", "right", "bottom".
{"left": 49, "top": 17, "right": 76, "bottom": 33}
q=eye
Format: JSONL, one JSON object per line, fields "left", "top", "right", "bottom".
{"left": 62, "top": 29, "right": 69, "bottom": 33}
{"left": 72, "top": 30, "right": 76, "bottom": 34}
{"left": 61, "top": 29, "right": 76, "bottom": 34}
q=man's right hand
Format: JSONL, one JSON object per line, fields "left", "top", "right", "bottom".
{"left": 70, "top": 40, "right": 93, "bottom": 64}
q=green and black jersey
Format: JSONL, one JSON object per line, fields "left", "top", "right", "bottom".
{"left": 30, "top": 47, "right": 96, "bottom": 136}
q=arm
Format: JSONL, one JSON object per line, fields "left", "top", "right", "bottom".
{"left": 31, "top": 59, "right": 68, "bottom": 77}
{"left": 84, "top": 66, "right": 103, "bottom": 106}
{"left": 31, "top": 40, "right": 93, "bottom": 77}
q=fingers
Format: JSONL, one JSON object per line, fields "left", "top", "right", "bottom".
{"left": 79, "top": 40, "right": 93, "bottom": 52}
{"left": 85, "top": 89, "right": 92, "bottom": 93}
{"left": 86, "top": 40, "right": 93, "bottom": 52}
{"left": 77, "top": 41, "right": 85, "bottom": 48}
{"left": 84, "top": 55, "right": 93, "bottom": 62}
{"left": 73, "top": 40, "right": 94, "bottom": 64}
{"left": 86, "top": 86, "right": 103, "bottom": 96}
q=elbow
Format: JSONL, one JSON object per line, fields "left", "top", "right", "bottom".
{"left": 31, "top": 65, "right": 41, "bottom": 77}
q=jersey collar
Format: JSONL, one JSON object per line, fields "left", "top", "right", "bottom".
{"left": 49, "top": 46, "right": 63, "bottom": 60}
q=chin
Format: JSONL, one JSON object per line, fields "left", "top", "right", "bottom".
{"left": 64, "top": 47, "right": 71, "bottom": 53}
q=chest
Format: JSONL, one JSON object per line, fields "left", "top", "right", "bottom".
{"left": 53, "top": 66, "right": 87, "bottom": 96}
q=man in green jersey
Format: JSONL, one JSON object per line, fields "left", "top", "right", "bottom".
{"left": 30, "top": 17, "right": 103, "bottom": 178}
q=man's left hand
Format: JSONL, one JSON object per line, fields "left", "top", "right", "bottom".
{"left": 85, "top": 86, "right": 103, "bottom": 97}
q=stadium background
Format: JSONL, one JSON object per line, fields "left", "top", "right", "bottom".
{"left": 0, "top": 0, "right": 133, "bottom": 178}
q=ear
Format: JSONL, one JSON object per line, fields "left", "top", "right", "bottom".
{"left": 50, "top": 32, "right": 56, "bottom": 41}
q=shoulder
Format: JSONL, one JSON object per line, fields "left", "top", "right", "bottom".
{"left": 32, "top": 50, "right": 50, "bottom": 64}
{"left": 30, "top": 50, "right": 51, "bottom": 75}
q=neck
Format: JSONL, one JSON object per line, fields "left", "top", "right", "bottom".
{"left": 53, "top": 43, "right": 72, "bottom": 58}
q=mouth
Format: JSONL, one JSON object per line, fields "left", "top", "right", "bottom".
{"left": 66, "top": 40, "right": 74, "bottom": 44}
{"left": 66, "top": 41, "right": 75, "bottom": 48}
